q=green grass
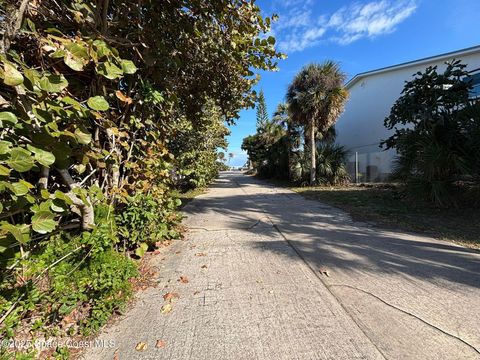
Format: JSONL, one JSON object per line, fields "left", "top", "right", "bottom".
{"left": 289, "top": 184, "right": 480, "bottom": 249}
{"left": 174, "top": 187, "right": 206, "bottom": 209}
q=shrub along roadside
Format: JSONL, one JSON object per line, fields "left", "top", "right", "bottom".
{"left": 382, "top": 60, "right": 480, "bottom": 206}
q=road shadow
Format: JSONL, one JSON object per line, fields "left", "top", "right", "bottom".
{"left": 184, "top": 172, "right": 480, "bottom": 289}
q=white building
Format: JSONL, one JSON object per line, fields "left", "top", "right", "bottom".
{"left": 335, "top": 45, "right": 480, "bottom": 182}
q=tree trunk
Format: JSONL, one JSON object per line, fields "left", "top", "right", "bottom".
{"left": 57, "top": 168, "right": 95, "bottom": 230}
{"left": 1, "top": 0, "right": 30, "bottom": 54}
{"left": 310, "top": 121, "right": 316, "bottom": 185}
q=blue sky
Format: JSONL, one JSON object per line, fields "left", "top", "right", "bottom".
{"left": 225, "top": 0, "right": 480, "bottom": 167}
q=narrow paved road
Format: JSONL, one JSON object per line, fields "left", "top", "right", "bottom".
{"left": 83, "top": 172, "right": 480, "bottom": 360}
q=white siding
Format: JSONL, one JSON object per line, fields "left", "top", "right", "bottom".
{"left": 336, "top": 49, "right": 480, "bottom": 182}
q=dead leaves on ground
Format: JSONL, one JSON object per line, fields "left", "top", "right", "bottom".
{"left": 160, "top": 303, "right": 173, "bottom": 314}
{"left": 133, "top": 340, "right": 166, "bottom": 353}
{"left": 178, "top": 276, "right": 189, "bottom": 283}
{"left": 161, "top": 291, "right": 180, "bottom": 314}
{"left": 135, "top": 342, "right": 148, "bottom": 351}
{"left": 163, "top": 292, "right": 180, "bottom": 302}
{"left": 195, "top": 252, "right": 206, "bottom": 257}
{"left": 156, "top": 339, "right": 167, "bottom": 348}
{"left": 319, "top": 268, "right": 330, "bottom": 277}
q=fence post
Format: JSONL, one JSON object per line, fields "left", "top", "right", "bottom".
{"left": 355, "top": 151, "right": 359, "bottom": 184}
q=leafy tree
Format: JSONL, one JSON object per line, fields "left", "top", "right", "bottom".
{"left": 256, "top": 89, "right": 269, "bottom": 131}
{"left": 242, "top": 116, "right": 289, "bottom": 178}
{"left": 218, "top": 152, "right": 226, "bottom": 163}
{"left": 286, "top": 61, "right": 348, "bottom": 185}
{"left": 382, "top": 60, "right": 480, "bottom": 205}
{"left": 0, "top": 0, "right": 283, "bottom": 343}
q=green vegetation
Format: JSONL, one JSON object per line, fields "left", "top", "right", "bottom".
{"left": 242, "top": 61, "right": 349, "bottom": 185}
{"left": 0, "top": 0, "right": 282, "bottom": 355}
{"left": 292, "top": 185, "right": 480, "bottom": 248}
{"left": 247, "top": 59, "right": 480, "bottom": 248}
{"left": 174, "top": 188, "right": 208, "bottom": 210}
{"left": 287, "top": 61, "right": 349, "bottom": 185}
{"left": 256, "top": 90, "right": 269, "bottom": 131}
{"left": 382, "top": 60, "right": 480, "bottom": 206}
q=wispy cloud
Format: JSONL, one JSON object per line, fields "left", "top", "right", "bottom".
{"left": 274, "top": 0, "right": 418, "bottom": 53}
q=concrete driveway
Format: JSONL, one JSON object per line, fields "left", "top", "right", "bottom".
{"left": 83, "top": 171, "right": 480, "bottom": 360}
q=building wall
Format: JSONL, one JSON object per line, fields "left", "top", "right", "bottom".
{"left": 336, "top": 50, "right": 480, "bottom": 182}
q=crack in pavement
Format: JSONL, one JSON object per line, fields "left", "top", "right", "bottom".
{"left": 327, "top": 283, "right": 480, "bottom": 355}
{"left": 231, "top": 175, "right": 388, "bottom": 359}
{"left": 231, "top": 174, "right": 480, "bottom": 358}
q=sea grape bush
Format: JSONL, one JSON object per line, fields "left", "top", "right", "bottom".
{"left": 0, "top": 0, "right": 282, "bottom": 352}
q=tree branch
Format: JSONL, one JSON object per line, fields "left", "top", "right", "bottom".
{"left": 57, "top": 168, "right": 95, "bottom": 230}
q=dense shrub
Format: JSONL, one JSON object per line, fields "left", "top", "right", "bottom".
{"left": 0, "top": 206, "right": 137, "bottom": 342}
{"left": 383, "top": 60, "right": 480, "bottom": 205}
{"left": 116, "top": 193, "right": 182, "bottom": 257}
{"left": 0, "top": 0, "right": 282, "bottom": 353}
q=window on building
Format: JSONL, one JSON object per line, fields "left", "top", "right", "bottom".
{"left": 467, "top": 72, "right": 480, "bottom": 99}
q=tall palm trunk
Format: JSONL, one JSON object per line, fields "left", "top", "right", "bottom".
{"left": 310, "top": 121, "right": 316, "bottom": 185}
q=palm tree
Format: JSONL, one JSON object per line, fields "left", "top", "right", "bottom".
{"left": 218, "top": 151, "right": 226, "bottom": 163}
{"left": 286, "top": 61, "right": 348, "bottom": 185}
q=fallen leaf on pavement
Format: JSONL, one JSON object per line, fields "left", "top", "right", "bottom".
{"left": 201, "top": 265, "right": 208, "bottom": 269}
{"left": 195, "top": 252, "right": 206, "bottom": 257}
{"left": 319, "top": 268, "right": 330, "bottom": 277}
{"left": 163, "top": 292, "right": 180, "bottom": 302}
{"left": 193, "top": 291, "right": 200, "bottom": 295}
{"left": 135, "top": 342, "right": 148, "bottom": 351}
{"left": 178, "top": 276, "right": 189, "bottom": 283}
{"left": 161, "top": 303, "right": 173, "bottom": 314}
{"left": 156, "top": 340, "right": 166, "bottom": 349}
{"left": 175, "top": 251, "right": 181, "bottom": 254}
{"left": 113, "top": 349, "right": 119, "bottom": 360}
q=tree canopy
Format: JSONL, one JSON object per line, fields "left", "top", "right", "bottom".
{"left": 0, "top": 0, "right": 283, "bottom": 347}
{"left": 382, "top": 60, "right": 480, "bottom": 205}
{"left": 256, "top": 89, "right": 269, "bottom": 131}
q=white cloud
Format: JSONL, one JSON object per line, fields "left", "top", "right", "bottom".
{"left": 274, "top": 0, "right": 417, "bottom": 53}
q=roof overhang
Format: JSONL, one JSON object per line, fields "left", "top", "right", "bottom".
{"left": 345, "top": 45, "right": 480, "bottom": 90}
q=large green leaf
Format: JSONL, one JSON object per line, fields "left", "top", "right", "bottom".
{"left": 0, "top": 141, "right": 11, "bottom": 155}
{"left": 0, "top": 112, "right": 18, "bottom": 127}
{"left": 97, "top": 62, "right": 123, "bottom": 79}
{"left": 7, "top": 148, "right": 34, "bottom": 172}
{"left": 38, "top": 74, "right": 68, "bottom": 93}
{"left": 10, "top": 181, "right": 30, "bottom": 196}
{"left": 65, "top": 42, "right": 89, "bottom": 59}
{"left": 1, "top": 223, "right": 29, "bottom": 244}
{"left": 27, "top": 145, "right": 56, "bottom": 166}
{"left": 3, "top": 63, "right": 24, "bottom": 86}
{"left": 87, "top": 96, "right": 109, "bottom": 111}
{"left": 135, "top": 243, "right": 149, "bottom": 257}
{"left": 54, "top": 190, "right": 74, "bottom": 205}
{"left": 74, "top": 127, "right": 92, "bottom": 144}
{"left": 120, "top": 60, "right": 137, "bottom": 74}
{"left": 31, "top": 211, "right": 57, "bottom": 234}
{"left": 0, "top": 165, "right": 10, "bottom": 176}
{"left": 93, "top": 40, "right": 112, "bottom": 58}
{"left": 64, "top": 53, "right": 84, "bottom": 71}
